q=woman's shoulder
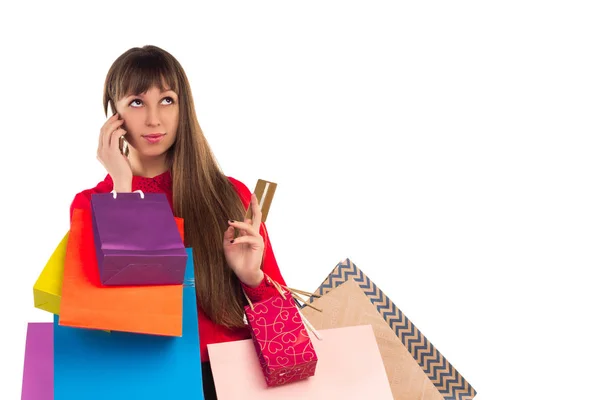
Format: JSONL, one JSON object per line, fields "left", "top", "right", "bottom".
{"left": 226, "top": 176, "right": 252, "bottom": 200}
{"left": 74, "top": 174, "right": 114, "bottom": 197}
{"left": 69, "top": 174, "right": 113, "bottom": 219}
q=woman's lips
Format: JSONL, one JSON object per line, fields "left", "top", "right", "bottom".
{"left": 142, "top": 133, "right": 166, "bottom": 143}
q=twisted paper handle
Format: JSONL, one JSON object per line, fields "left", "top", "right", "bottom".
{"left": 242, "top": 274, "right": 323, "bottom": 340}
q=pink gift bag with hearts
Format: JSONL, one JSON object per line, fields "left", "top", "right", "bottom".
{"left": 243, "top": 274, "right": 319, "bottom": 387}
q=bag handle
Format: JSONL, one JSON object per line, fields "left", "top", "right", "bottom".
{"left": 243, "top": 274, "right": 322, "bottom": 311}
{"left": 243, "top": 273, "right": 323, "bottom": 340}
{"left": 110, "top": 189, "right": 145, "bottom": 199}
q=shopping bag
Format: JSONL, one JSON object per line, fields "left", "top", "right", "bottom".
{"left": 21, "top": 322, "right": 53, "bottom": 400}
{"left": 59, "top": 208, "right": 184, "bottom": 336}
{"left": 33, "top": 232, "right": 68, "bottom": 315}
{"left": 301, "top": 258, "right": 477, "bottom": 400}
{"left": 242, "top": 274, "right": 318, "bottom": 387}
{"left": 208, "top": 325, "right": 393, "bottom": 399}
{"left": 54, "top": 247, "right": 204, "bottom": 400}
{"left": 91, "top": 191, "right": 187, "bottom": 286}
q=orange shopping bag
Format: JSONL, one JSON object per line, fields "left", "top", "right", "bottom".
{"left": 58, "top": 208, "right": 185, "bottom": 336}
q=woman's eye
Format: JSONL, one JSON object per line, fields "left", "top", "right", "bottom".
{"left": 129, "top": 97, "right": 174, "bottom": 107}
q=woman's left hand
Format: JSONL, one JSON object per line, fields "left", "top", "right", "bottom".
{"left": 223, "top": 193, "right": 265, "bottom": 287}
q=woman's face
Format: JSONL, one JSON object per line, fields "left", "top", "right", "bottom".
{"left": 115, "top": 85, "right": 179, "bottom": 158}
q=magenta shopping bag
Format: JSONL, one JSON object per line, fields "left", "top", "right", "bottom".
{"left": 21, "top": 322, "right": 53, "bottom": 400}
{"left": 90, "top": 191, "right": 187, "bottom": 286}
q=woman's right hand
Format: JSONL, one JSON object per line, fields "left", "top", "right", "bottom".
{"left": 97, "top": 113, "right": 133, "bottom": 192}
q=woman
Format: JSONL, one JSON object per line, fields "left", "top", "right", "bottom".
{"left": 69, "top": 44, "right": 287, "bottom": 399}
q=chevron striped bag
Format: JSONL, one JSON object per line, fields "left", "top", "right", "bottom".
{"left": 301, "top": 259, "right": 477, "bottom": 400}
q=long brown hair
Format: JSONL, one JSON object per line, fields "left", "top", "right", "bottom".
{"left": 102, "top": 45, "right": 249, "bottom": 329}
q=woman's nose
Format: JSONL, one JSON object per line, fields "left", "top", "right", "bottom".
{"left": 145, "top": 107, "right": 161, "bottom": 126}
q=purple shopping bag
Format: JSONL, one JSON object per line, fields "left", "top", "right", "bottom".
{"left": 90, "top": 191, "right": 188, "bottom": 286}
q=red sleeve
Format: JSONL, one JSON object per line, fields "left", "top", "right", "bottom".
{"left": 227, "top": 176, "right": 287, "bottom": 302}
{"left": 69, "top": 177, "right": 113, "bottom": 222}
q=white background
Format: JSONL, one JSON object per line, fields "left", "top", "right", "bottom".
{"left": 1, "top": 1, "right": 599, "bottom": 399}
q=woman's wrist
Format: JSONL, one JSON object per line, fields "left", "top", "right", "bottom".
{"left": 113, "top": 177, "right": 132, "bottom": 193}
{"left": 239, "top": 269, "right": 264, "bottom": 288}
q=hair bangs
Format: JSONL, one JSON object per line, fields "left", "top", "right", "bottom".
{"left": 113, "top": 52, "right": 180, "bottom": 100}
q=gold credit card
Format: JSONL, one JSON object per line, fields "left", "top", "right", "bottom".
{"left": 245, "top": 179, "right": 277, "bottom": 222}
{"left": 235, "top": 179, "right": 277, "bottom": 238}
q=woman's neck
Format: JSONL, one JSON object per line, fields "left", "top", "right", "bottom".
{"left": 128, "top": 151, "right": 169, "bottom": 178}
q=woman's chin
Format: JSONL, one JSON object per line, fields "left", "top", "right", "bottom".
{"left": 129, "top": 145, "right": 170, "bottom": 159}
{"left": 143, "top": 148, "right": 169, "bottom": 158}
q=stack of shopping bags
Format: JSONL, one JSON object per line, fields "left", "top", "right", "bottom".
{"left": 23, "top": 192, "right": 204, "bottom": 399}
{"left": 22, "top": 185, "right": 477, "bottom": 399}
{"left": 206, "top": 258, "right": 478, "bottom": 399}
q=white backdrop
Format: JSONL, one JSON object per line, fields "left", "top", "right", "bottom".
{"left": 1, "top": 1, "right": 599, "bottom": 399}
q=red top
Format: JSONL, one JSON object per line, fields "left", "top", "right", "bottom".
{"left": 69, "top": 171, "right": 287, "bottom": 363}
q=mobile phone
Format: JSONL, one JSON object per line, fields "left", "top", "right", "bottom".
{"left": 119, "top": 135, "right": 128, "bottom": 156}
{"left": 108, "top": 101, "right": 128, "bottom": 156}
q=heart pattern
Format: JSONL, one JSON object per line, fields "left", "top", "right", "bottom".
{"left": 243, "top": 291, "right": 318, "bottom": 387}
{"left": 252, "top": 303, "right": 269, "bottom": 314}
{"left": 292, "top": 311, "right": 303, "bottom": 324}
{"left": 267, "top": 340, "right": 284, "bottom": 353}
{"left": 281, "top": 332, "right": 297, "bottom": 344}
{"left": 272, "top": 321, "right": 285, "bottom": 334}
{"left": 276, "top": 356, "right": 289, "bottom": 365}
